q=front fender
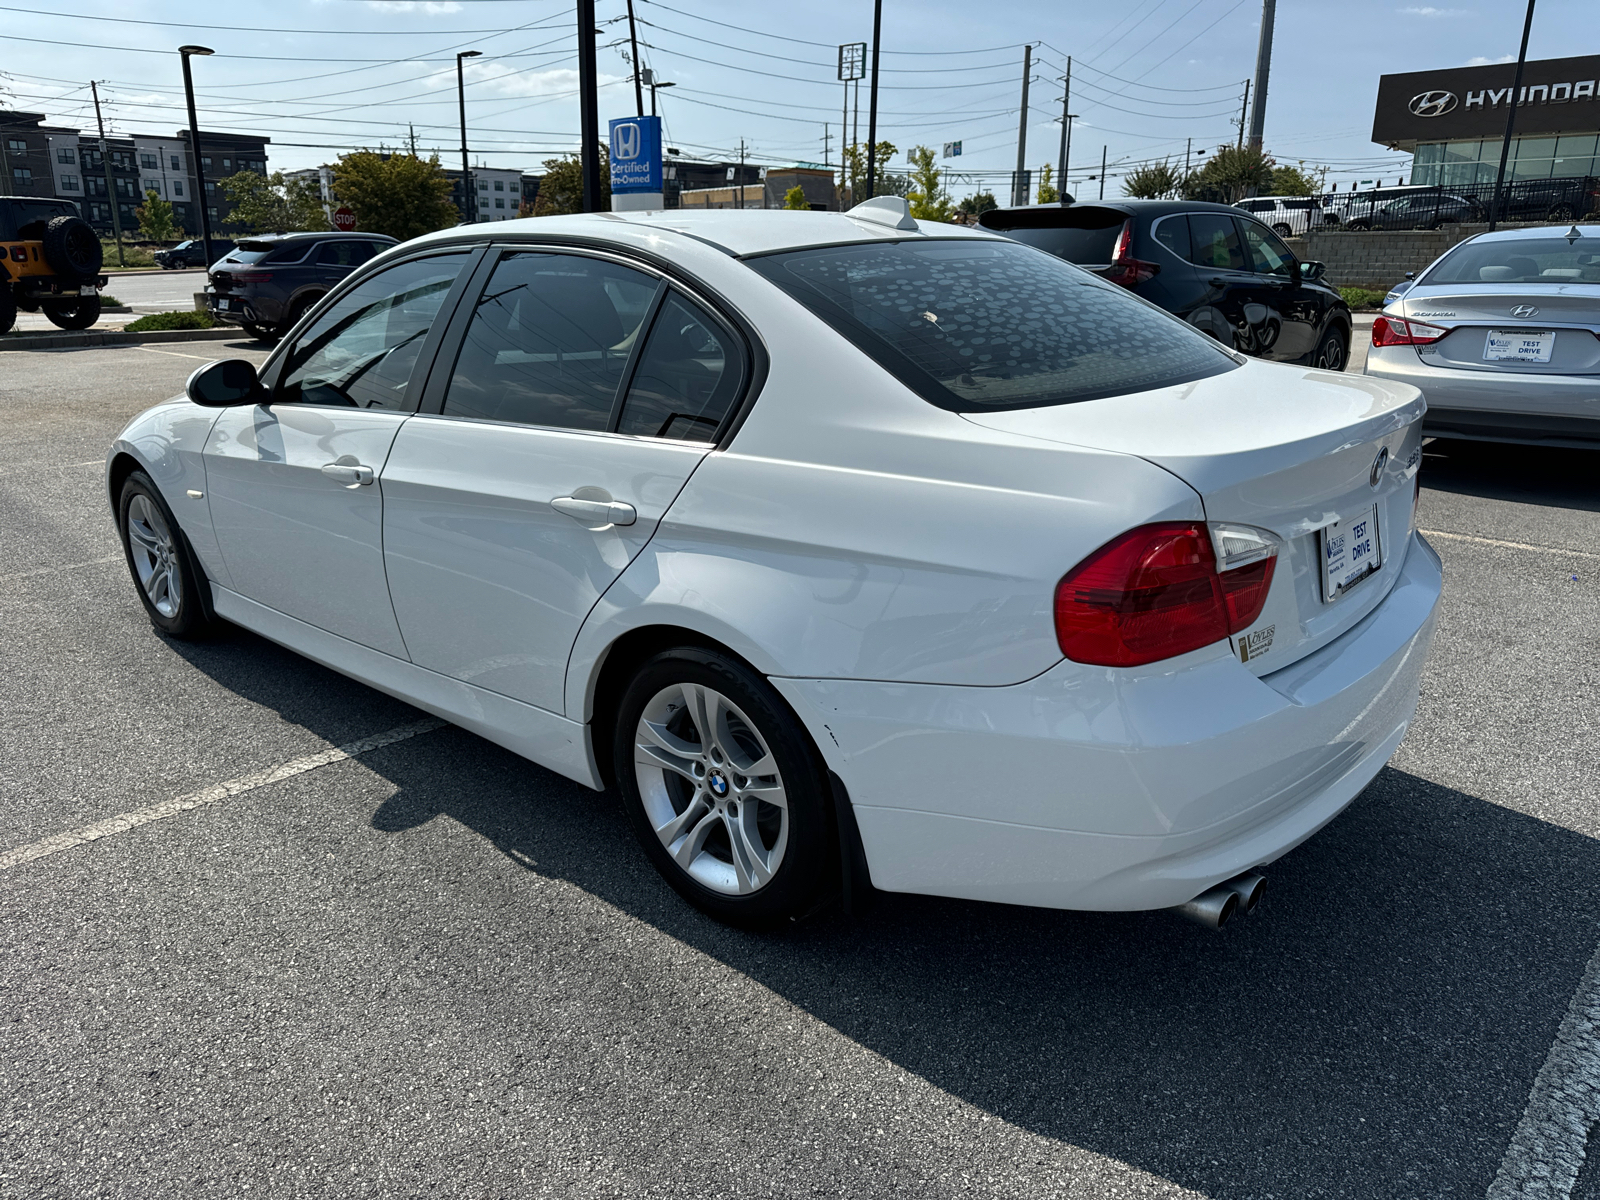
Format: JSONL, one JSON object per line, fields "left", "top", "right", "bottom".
{"left": 106, "top": 399, "right": 230, "bottom": 588}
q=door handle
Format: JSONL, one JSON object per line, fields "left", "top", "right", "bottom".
{"left": 321, "top": 460, "right": 374, "bottom": 488}
{"left": 552, "top": 495, "right": 637, "bottom": 528}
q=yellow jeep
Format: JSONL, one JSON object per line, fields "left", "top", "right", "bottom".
{"left": 0, "top": 196, "right": 107, "bottom": 334}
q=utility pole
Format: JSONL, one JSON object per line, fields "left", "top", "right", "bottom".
{"left": 1247, "top": 0, "right": 1275, "bottom": 149}
{"left": 1236, "top": 79, "right": 1251, "bottom": 149}
{"left": 625, "top": 0, "right": 645, "bottom": 116}
{"left": 577, "top": 0, "right": 601, "bottom": 212}
{"left": 865, "top": 0, "right": 882, "bottom": 201}
{"left": 178, "top": 46, "right": 215, "bottom": 269}
{"left": 408, "top": 124, "right": 418, "bottom": 156}
{"left": 823, "top": 122, "right": 831, "bottom": 167}
{"left": 1098, "top": 144, "right": 1107, "bottom": 200}
{"left": 1489, "top": 0, "right": 1536, "bottom": 231}
{"left": 91, "top": 81, "right": 126, "bottom": 267}
{"left": 1013, "top": 44, "right": 1031, "bottom": 206}
{"left": 1184, "top": 136, "right": 1192, "bottom": 180}
{"left": 1055, "top": 57, "right": 1071, "bottom": 206}
{"left": 738, "top": 138, "right": 746, "bottom": 209}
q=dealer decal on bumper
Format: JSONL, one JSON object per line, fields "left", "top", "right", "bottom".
{"left": 1238, "top": 625, "right": 1275, "bottom": 663}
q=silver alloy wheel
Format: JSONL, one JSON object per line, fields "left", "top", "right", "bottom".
{"left": 1316, "top": 334, "right": 1346, "bottom": 371}
{"left": 634, "top": 682, "right": 789, "bottom": 895}
{"left": 126, "top": 493, "right": 183, "bottom": 618}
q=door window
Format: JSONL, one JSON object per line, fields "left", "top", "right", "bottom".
{"left": 277, "top": 252, "right": 469, "bottom": 410}
{"left": 1186, "top": 214, "right": 1248, "bottom": 271}
{"left": 441, "top": 252, "right": 659, "bottom": 431}
{"left": 616, "top": 294, "right": 742, "bottom": 440}
{"left": 317, "top": 240, "right": 368, "bottom": 267}
{"left": 1152, "top": 215, "right": 1191, "bottom": 261}
{"left": 1239, "top": 221, "right": 1296, "bottom": 277}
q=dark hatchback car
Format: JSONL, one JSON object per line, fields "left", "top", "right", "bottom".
{"left": 980, "top": 200, "right": 1353, "bottom": 370}
{"left": 206, "top": 231, "right": 397, "bottom": 341}
{"left": 154, "top": 238, "right": 236, "bottom": 269}
{"left": 1344, "top": 192, "right": 1483, "bottom": 231}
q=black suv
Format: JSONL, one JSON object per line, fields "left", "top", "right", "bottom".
{"left": 979, "top": 200, "right": 1353, "bottom": 370}
{"left": 154, "top": 238, "right": 236, "bottom": 270}
{"left": 206, "top": 232, "right": 397, "bottom": 342}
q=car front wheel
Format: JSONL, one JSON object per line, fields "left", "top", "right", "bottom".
{"left": 1310, "top": 325, "right": 1349, "bottom": 372}
{"left": 614, "top": 647, "right": 835, "bottom": 926}
{"left": 118, "top": 471, "right": 215, "bottom": 638}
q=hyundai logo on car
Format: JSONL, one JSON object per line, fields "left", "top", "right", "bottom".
{"left": 1408, "top": 90, "right": 1459, "bottom": 117}
{"left": 1510, "top": 304, "right": 1541, "bottom": 318}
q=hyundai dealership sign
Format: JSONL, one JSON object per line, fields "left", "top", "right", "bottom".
{"left": 1373, "top": 53, "right": 1600, "bottom": 146}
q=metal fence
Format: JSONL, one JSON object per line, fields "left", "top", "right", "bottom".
{"left": 1236, "top": 176, "right": 1600, "bottom": 236}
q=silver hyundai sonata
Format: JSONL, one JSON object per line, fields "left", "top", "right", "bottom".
{"left": 1365, "top": 224, "right": 1600, "bottom": 447}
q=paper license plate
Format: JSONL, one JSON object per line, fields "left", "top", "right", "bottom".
{"left": 79, "top": 285, "right": 96, "bottom": 296}
{"left": 1484, "top": 329, "right": 1554, "bottom": 363}
{"left": 1320, "top": 505, "right": 1382, "bottom": 602}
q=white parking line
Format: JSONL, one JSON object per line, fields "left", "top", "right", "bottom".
{"left": 1421, "top": 530, "right": 1600, "bottom": 561}
{"left": 1487, "top": 941, "right": 1600, "bottom": 1199}
{"left": 0, "top": 554, "right": 122, "bottom": 584}
{"left": 0, "top": 718, "right": 446, "bottom": 872}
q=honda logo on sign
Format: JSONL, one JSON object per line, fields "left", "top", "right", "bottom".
{"left": 1408, "top": 90, "right": 1458, "bottom": 117}
{"left": 611, "top": 122, "right": 641, "bottom": 161}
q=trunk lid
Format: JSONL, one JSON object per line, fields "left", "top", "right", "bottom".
{"left": 961, "top": 361, "right": 1425, "bottom": 676}
{"left": 1399, "top": 287, "right": 1600, "bottom": 375}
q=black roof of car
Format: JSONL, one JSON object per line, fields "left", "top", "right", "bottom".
{"left": 980, "top": 199, "right": 1246, "bottom": 228}
{"left": 234, "top": 231, "right": 396, "bottom": 245}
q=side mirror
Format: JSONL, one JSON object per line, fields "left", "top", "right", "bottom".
{"left": 1299, "top": 260, "right": 1326, "bottom": 282}
{"left": 186, "top": 358, "right": 265, "bottom": 407}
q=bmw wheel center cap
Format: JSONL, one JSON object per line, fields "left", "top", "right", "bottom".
{"left": 708, "top": 770, "right": 729, "bottom": 798}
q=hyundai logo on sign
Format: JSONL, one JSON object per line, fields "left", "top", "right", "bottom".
{"left": 1408, "top": 90, "right": 1458, "bottom": 117}
{"left": 608, "top": 115, "right": 663, "bottom": 195}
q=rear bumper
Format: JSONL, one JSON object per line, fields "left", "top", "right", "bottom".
{"left": 1365, "top": 344, "right": 1600, "bottom": 446}
{"left": 206, "top": 294, "right": 278, "bottom": 327}
{"left": 772, "top": 532, "right": 1443, "bottom": 912}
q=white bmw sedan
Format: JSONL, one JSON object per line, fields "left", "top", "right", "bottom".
{"left": 107, "top": 199, "right": 1442, "bottom": 928}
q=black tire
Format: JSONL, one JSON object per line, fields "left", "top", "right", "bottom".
{"left": 41, "top": 215, "right": 103, "bottom": 281}
{"left": 613, "top": 646, "right": 836, "bottom": 926}
{"left": 1346, "top": 220, "right": 1371, "bottom": 232}
{"left": 0, "top": 287, "right": 15, "bottom": 335}
{"left": 1548, "top": 203, "right": 1576, "bottom": 221}
{"left": 1310, "top": 324, "right": 1349, "bottom": 372}
{"left": 243, "top": 321, "right": 279, "bottom": 343}
{"left": 41, "top": 294, "right": 101, "bottom": 330}
{"left": 15, "top": 295, "right": 38, "bottom": 313}
{"left": 1272, "top": 222, "right": 1292, "bottom": 237}
{"left": 117, "top": 471, "right": 215, "bottom": 639}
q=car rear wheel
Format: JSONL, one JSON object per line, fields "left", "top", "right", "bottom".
{"left": 41, "top": 295, "right": 101, "bottom": 330}
{"left": 118, "top": 471, "right": 215, "bottom": 639}
{"left": 614, "top": 647, "right": 835, "bottom": 926}
{"left": 1272, "top": 222, "right": 1292, "bottom": 237}
{"left": 243, "top": 322, "right": 279, "bottom": 343}
{"left": 1311, "top": 325, "right": 1349, "bottom": 372}
{"left": 1548, "top": 203, "right": 1576, "bottom": 221}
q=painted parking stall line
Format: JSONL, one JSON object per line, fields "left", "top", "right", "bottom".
{"left": 1487, "top": 941, "right": 1600, "bottom": 1199}
{"left": 0, "top": 555, "right": 123, "bottom": 585}
{"left": 1420, "top": 530, "right": 1600, "bottom": 561}
{"left": 0, "top": 718, "right": 445, "bottom": 872}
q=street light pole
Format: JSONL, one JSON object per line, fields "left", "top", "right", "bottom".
{"left": 625, "top": 0, "right": 645, "bottom": 116}
{"left": 864, "top": 0, "right": 882, "bottom": 201}
{"left": 178, "top": 45, "right": 215, "bottom": 269}
{"left": 577, "top": 0, "right": 601, "bottom": 212}
{"left": 1055, "top": 58, "right": 1071, "bottom": 206}
{"left": 457, "top": 50, "right": 481, "bottom": 224}
{"left": 1489, "top": 0, "right": 1537, "bottom": 231}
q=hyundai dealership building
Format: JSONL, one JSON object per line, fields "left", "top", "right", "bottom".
{"left": 1373, "top": 54, "right": 1600, "bottom": 186}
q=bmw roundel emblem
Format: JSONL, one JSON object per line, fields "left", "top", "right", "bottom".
{"left": 1370, "top": 446, "right": 1390, "bottom": 489}
{"left": 708, "top": 770, "right": 729, "bottom": 797}
{"left": 1408, "top": 90, "right": 1458, "bottom": 118}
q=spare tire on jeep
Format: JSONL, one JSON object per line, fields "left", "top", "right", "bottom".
{"left": 42, "top": 215, "right": 103, "bottom": 281}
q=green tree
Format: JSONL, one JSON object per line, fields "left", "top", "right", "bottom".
{"left": 1183, "top": 145, "right": 1274, "bottom": 204}
{"left": 331, "top": 151, "right": 458, "bottom": 240}
{"left": 218, "top": 170, "right": 327, "bottom": 233}
{"left": 1035, "top": 163, "right": 1058, "bottom": 205}
{"left": 529, "top": 150, "right": 610, "bottom": 217}
{"left": 135, "top": 189, "right": 179, "bottom": 242}
{"left": 1122, "top": 160, "right": 1185, "bottom": 200}
{"left": 956, "top": 191, "right": 999, "bottom": 218}
{"left": 839, "top": 140, "right": 899, "bottom": 204}
{"left": 1266, "top": 162, "right": 1325, "bottom": 196}
{"left": 782, "top": 184, "right": 810, "bottom": 210}
{"left": 905, "top": 145, "right": 954, "bottom": 221}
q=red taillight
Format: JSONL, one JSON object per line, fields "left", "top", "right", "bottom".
{"left": 1054, "top": 523, "right": 1278, "bottom": 667}
{"left": 1101, "top": 220, "right": 1160, "bottom": 289}
{"left": 235, "top": 271, "right": 273, "bottom": 283}
{"left": 1371, "top": 315, "right": 1449, "bottom": 347}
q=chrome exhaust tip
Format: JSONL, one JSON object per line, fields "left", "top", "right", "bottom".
{"left": 1222, "top": 871, "right": 1267, "bottom": 916}
{"left": 1174, "top": 885, "right": 1239, "bottom": 929}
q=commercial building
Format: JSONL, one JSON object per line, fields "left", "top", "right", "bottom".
{"left": 1373, "top": 54, "right": 1600, "bottom": 185}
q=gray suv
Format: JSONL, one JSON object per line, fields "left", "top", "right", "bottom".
{"left": 206, "top": 232, "right": 397, "bottom": 342}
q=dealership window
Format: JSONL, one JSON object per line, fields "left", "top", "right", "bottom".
{"left": 60, "top": 173, "right": 79, "bottom": 190}
{"left": 56, "top": 147, "right": 76, "bottom": 165}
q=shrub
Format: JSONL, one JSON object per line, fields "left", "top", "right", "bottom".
{"left": 1339, "top": 286, "right": 1388, "bottom": 310}
{"left": 124, "top": 310, "right": 214, "bottom": 332}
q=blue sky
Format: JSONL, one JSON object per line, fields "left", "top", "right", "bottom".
{"left": 4, "top": 0, "right": 1590, "bottom": 198}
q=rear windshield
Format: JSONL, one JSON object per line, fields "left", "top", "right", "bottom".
{"left": 748, "top": 239, "right": 1237, "bottom": 412}
{"left": 1423, "top": 237, "right": 1600, "bottom": 284}
{"left": 979, "top": 206, "right": 1126, "bottom": 264}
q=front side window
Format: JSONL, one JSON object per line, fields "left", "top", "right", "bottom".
{"left": 278, "top": 253, "right": 469, "bottom": 410}
{"left": 751, "top": 239, "right": 1235, "bottom": 412}
{"left": 442, "top": 252, "right": 658, "bottom": 431}
{"left": 1188, "top": 214, "right": 1248, "bottom": 271}
{"left": 1239, "top": 221, "right": 1295, "bottom": 277}
{"left": 616, "top": 294, "right": 742, "bottom": 440}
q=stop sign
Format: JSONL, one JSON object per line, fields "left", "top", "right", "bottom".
{"left": 332, "top": 206, "right": 357, "bottom": 232}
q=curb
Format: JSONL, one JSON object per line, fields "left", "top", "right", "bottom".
{"left": 0, "top": 327, "right": 248, "bottom": 353}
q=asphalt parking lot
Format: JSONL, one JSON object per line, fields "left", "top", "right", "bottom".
{"left": 2, "top": 344, "right": 1597, "bottom": 1199}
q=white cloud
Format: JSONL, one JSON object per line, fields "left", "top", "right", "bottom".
{"left": 423, "top": 62, "right": 620, "bottom": 100}
{"left": 1400, "top": 5, "right": 1466, "bottom": 14}
{"left": 1464, "top": 53, "right": 1517, "bottom": 65}
{"left": 367, "top": 1, "right": 464, "bottom": 13}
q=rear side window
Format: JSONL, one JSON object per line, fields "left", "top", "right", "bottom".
{"left": 1153, "top": 215, "right": 1191, "bottom": 261}
{"left": 749, "top": 239, "right": 1236, "bottom": 412}
{"left": 616, "top": 294, "right": 743, "bottom": 441}
{"left": 980, "top": 206, "right": 1126, "bottom": 264}
{"left": 1187, "top": 214, "right": 1248, "bottom": 271}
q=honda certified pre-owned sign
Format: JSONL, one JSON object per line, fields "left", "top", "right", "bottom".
{"left": 1373, "top": 53, "right": 1600, "bottom": 144}
{"left": 608, "top": 115, "right": 663, "bottom": 195}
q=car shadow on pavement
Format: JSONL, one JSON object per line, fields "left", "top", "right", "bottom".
{"left": 1424, "top": 437, "right": 1600, "bottom": 511}
{"left": 356, "top": 722, "right": 1600, "bottom": 1200}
